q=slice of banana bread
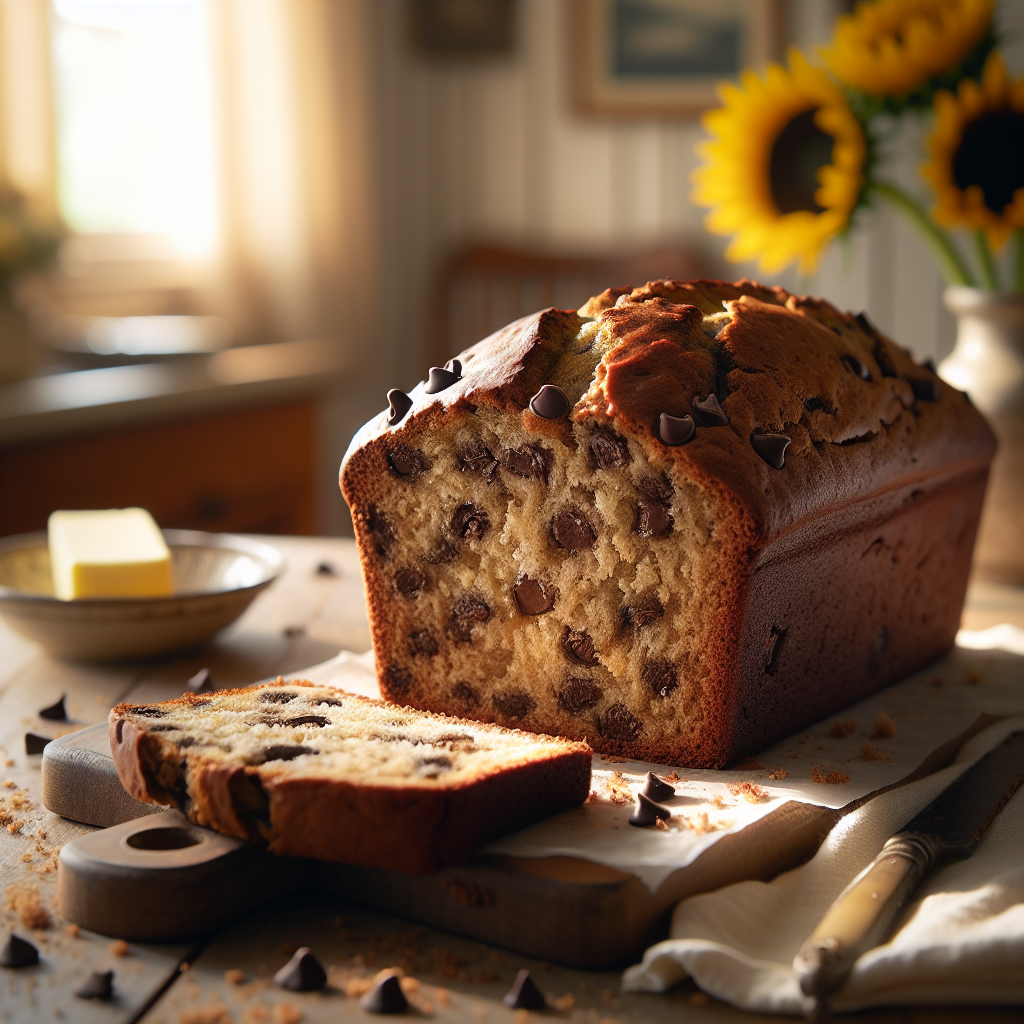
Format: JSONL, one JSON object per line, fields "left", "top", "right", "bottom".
{"left": 340, "top": 278, "right": 995, "bottom": 768}
{"left": 109, "top": 680, "right": 592, "bottom": 873}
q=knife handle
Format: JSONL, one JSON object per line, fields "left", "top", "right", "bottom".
{"left": 793, "top": 832, "right": 941, "bottom": 998}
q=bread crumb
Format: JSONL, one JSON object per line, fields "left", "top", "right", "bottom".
{"left": 665, "top": 772, "right": 680, "bottom": 782}
{"left": 2, "top": 779, "right": 15, "bottom": 788}
{"left": 871, "top": 711, "right": 896, "bottom": 739}
{"left": 343, "top": 978, "right": 374, "bottom": 998}
{"left": 862, "top": 744, "right": 894, "bottom": 763}
{"left": 5, "top": 883, "right": 51, "bottom": 928}
{"left": 829, "top": 720, "right": 857, "bottom": 738}
{"left": 727, "top": 782, "right": 769, "bottom": 803}
{"left": 709, "top": 794, "right": 726, "bottom": 809}
{"left": 179, "top": 1007, "right": 232, "bottom": 1024}
{"left": 514, "top": 1011, "right": 530, "bottom": 1024}
{"left": 434, "top": 987, "right": 451, "bottom": 1007}
{"left": 110, "top": 939, "right": 130, "bottom": 957}
{"left": 20, "top": 853, "right": 31, "bottom": 863}
{"left": 735, "top": 758, "right": 765, "bottom": 770}
{"left": 6, "top": 820, "right": 24, "bottom": 833}
{"left": 688, "top": 991, "right": 710, "bottom": 1006}
{"left": 767, "top": 769, "right": 789, "bottom": 780}
{"left": 811, "top": 767, "right": 851, "bottom": 784}
{"left": 654, "top": 817, "right": 669, "bottom": 831}
{"left": 65, "top": 923, "right": 80, "bottom": 938}
{"left": 273, "top": 1004, "right": 302, "bottom": 1024}
{"left": 224, "top": 969, "right": 245, "bottom": 985}
{"left": 552, "top": 993, "right": 575, "bottom": 1011}
{"left": 604, "top": 772, "right": 632, "bottom": 805}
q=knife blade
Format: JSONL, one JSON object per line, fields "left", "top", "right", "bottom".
{"left": 793, "top": 729, "right": 1023, "bottom": 1004}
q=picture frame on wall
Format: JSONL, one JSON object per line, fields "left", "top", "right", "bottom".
{"left": 572, "top": 0, "right": 785, "bottom": 118}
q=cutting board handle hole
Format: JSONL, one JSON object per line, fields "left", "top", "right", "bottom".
{"left": 125, "top": 827, "right": 200, "bottom": 851}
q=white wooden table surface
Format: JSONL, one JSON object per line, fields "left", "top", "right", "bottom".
{"left": 1, "top": 535, "right": 1021, "bottom": 1024}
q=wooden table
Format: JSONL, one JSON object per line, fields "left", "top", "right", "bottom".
{"left": 1, "top": 536, "right": 1021, "bottom": 1024}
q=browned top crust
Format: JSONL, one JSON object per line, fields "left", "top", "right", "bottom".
{"left": 342, "top": 278, "right": 994, "bottom": 549}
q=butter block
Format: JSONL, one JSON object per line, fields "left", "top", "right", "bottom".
{"left": 48, "top": 508, "right": 173, "bottom": 600}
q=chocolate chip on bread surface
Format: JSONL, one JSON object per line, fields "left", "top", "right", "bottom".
{"left": 109, "top": 681, "right": 592, "bottom": 873}
{"left": 341, "top": 278, "right": 995, "bottom": 768}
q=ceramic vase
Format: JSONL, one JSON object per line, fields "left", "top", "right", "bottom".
{"left": 940, "top": 286, "right": 1024, "bottom": 585}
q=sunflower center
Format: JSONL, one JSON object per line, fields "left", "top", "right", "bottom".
{"left": 769, "top": 109, "right": 834, "bottom": 215}
{"left": 952, "top": 109, "right": 1024, "bottom": 215}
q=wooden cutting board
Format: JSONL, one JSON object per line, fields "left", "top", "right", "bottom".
{"left": 42, "top": 719, "right": 988, "bottom": 969}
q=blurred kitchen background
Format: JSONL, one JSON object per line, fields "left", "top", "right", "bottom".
{"left": 1, "top": 0, "right": 1022, "bottom": 538}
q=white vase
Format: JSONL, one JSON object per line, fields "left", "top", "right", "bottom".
{"left": 940, "top": 286, "right": 1024, "bottom": 585}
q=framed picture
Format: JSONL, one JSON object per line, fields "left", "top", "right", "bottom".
{"left": 572, "top": 0, "right": 785, "bottom": 118}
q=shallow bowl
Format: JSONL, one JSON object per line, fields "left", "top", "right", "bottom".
{"left": 0, "top": 529, "right": 283, "bottom": 661}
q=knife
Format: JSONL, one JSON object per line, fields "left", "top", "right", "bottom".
{"left": 793, "top": 729, "right": 1023, "bottom": 1007}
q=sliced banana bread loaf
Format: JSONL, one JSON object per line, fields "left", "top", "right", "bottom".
{"left": 109, "top": 680, "right": 592, "bottom": 873}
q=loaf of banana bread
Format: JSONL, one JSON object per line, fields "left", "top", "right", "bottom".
{"left": 340, "top": 278, "right": 994, "bottom": 767}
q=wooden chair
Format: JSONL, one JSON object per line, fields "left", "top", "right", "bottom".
{"left": 431, "top": 242, "right": 707, "bottom": 365}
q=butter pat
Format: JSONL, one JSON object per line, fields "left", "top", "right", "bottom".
{"left": 48, "top": 508, "right": 173, "bottom": 600}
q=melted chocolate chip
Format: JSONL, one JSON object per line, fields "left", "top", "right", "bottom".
{"left": 458, "top": 440, "right": 499, "bottom": 482}
{"left": 445, "top": 357, "right": 463, "bottom": 375}
{"left": 628, "top": 791, "right": 671, "bottom": 827}
{"left": 283, "top": 715, "right": 330, "bottom": 728}
{"left": 318, "top": 697, "right": 344, "bottom": 708}
{"left": 642, "top": 771, "right": 676, "bottom": 802}
{"left": 691, "top": 393, "right": 729, "bottom": 426}
{"left": 633, "top": 500, "right": 673, "bottom": 538}
{"left": 658, "top": 412, "right": 695, "bottom": 446}
{"left": 262, "top": 744, "right": 316, "bottom": 762}
{"left": 424, "top": 536, "right": 459, "bottom": 564}
{"left": 751, "top": 433, "right": 791, "bottom": 469}
{"left": 619, "top": 600, "right": 664, "bottom": 634}
{"left": 451, "top": 503, "right": 490, "bottom": 539}
{"left": 503, "top": 969, "right": 546, "bottom": 1010}
{"left": 637, "top": 474, "right": 673, "bottom": 502}
{"left": 25, "top": 733, "right": 49, "bottom": 755}
{"left": 365, "top": 505, "right": 395, "bottom": 556}
{"left": 385, "top": 664, "right": 413, "bottom": 694}
{"left": 561, "top": 626, "right": 599, "bottom": 666}
{"left": 387, "top": 444, "right": 431, "bottom": 478}
{"left": 386, "top": 389, "right": 412, "bottom": 426}
{"left": 589, "top": 431, "right": 632, "bottom": 469}
{"left": 128, "top": 706, "right": 167, "bottom": 718}
{"left": 274, "top": 947, "right": 327, "bottom": 991}
{"left": 841, "top": 354, "right": 872, "bottom": 381}
{"left": 260, "top": 691, "right": 298, "bottom": 704}
{"left": 556, "top": 678, "right": 602, "bottom": 714}
{"left": 529, "top": 384, "right": 570, "bottom": 419}
{"left": 418, "top": 755, "right": 453, "bottom": 775}
{"left": 501, "top": 443, "right": 552, "bottom": 481}
{"left": 408, "top": 628, "right": 439, "bottom": 658}
{"left": 395, "top": 567, "right": 426, "bottom": 598}
{"left": 599, "top": 704, "right": 642, "bottom": 742}
{"left": 451, "top": 681, "right": 479, "bottom": 706}
{"left": 448, "top": 594, "right": 491, "bottom": 642}
{"left": 642, "top": 659, "right": 678, "bottom": 698}
{"left": 551, "top": 506, "right": 597, "bottom": 550}
{"left": 908, "top": 377, "right": 938, "bottom": 402}
{"left": 1, "top": 934, "right": 38, "bottom": 968}
{"left": 75, "top": 970, "right": 114, "bottom": 1000}
{"left": 38, "top": 695, "right": 66, "bottom": 721}
{"left": 360, "top": 972, "right": 408, "bottom": 1014}
{"left": 492, "top": 689, "right": 536, "bottom": 720}
{"left": 425, "top": 365, "right": 461, "bottom": 394}
{"left": 514, "top": 577, "right": 557, "bottom": 615}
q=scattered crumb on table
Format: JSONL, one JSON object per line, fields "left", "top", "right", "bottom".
{"left": 862, "top": 744, "right": 894, "bottom": 763}
{"left": 811, "top": 767, "right": 851, "bottom": 784}
{"left": 829, "top": 720, "right": 857, "bottom": 738}
{"left": 871, "top": 711, "right": 896, "bottom": 739}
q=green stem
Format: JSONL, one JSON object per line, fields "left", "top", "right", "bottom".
{"left": 1015, "top": 229, "right": 1024, "bottom": 295}
{"left": 872, "top": 182, "right": 975, "bottom": 287}
{"left": 972, "top": 231, "right": 1000, "bottom": 291}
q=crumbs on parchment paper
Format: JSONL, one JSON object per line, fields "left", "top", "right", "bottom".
{"left": 871, "top": 711, "right": 896, "bottom": 739}
{"left": 727, "top": 782, "right": 769, "bottom": 803}
{"left": 811, "top": 766, "right": 851, "bottom": 784}
{"left": 964, "top": 669, "right": 983, "bottom": 686}
{"left": 767, "top": 768, "right": 789, "bottom": 780}
{"left": 829, "top": 720, "right": 857, "bottom": 738}
{"left": 862, "top": 744, "right": 894, "bottom": 763}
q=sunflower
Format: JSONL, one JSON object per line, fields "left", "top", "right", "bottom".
{"left": 823, "top": 0, "right": 994, "bottom": 100}
{"left": 922, "top": 54, "right": 1024, "bottom": 250}
{"left": 692, "top": 50, "right": 866, "bottom": 276}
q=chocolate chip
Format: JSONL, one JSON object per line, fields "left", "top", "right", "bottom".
{"left": 529, "top": 384, "right": 570, "bottom": 419}
{"left": 408, "top": 628, "right": 439, "bottom": 657}
{"left": 186, "top": 668, "right": 212, "bottom": 692}
{"left": 38, "top": 695, "right": 66, "bottom": 721}
{"left": 365, "top": 505, "right": 395, "bottom": 556}
{"left": 628, "top": 792, "right": 671, "bottom": 827}
{"left": 448, "top": 594, "right": 491, "bottom": 642}
{"left": 642, "top": 659, "right": 678, "bottom": 698}
{"left": 503, "top": 969, "right": 546, "bottom": 1010}
{"left": 386, "top": 389, "right": 413, "bottom": 426}
{"left": 283, "top": 715, "right": 330, "bottom": 728}
{"left": 633, "top": 500, "right": 673, "bottom": 538}
{"left": 841, "top": 355, "right": 872, "bottom": 380}
{"left": 445, "top": 357, "right": 463, "bottom": 375}
{"left": 128, "top": 706, "right": 167, "bottom": 718}
{"left": 360, "top": 972, "right": 408, "bottom": 1014}
{"left": 751, "top": 433, "right": 790, "bottom": 469}
{"left": 561, "top": 626, "right": 599, "bottom": 666}
{"left": 658, "top": 412, "right": 695, "bottom": 446}
{"left": 25, "top": 733, "right": 49, "bottom": 755}
{"left": 262, "top": 744, "right": 316, "bottom": 762}
{"left": 315, "top": 561, "right": 336, "bottom": 576}
{"left": 619, "top": 600, "right": 664, "bottom": 634}
{"left": 551, "top": 506, "right": 596, "bottom": 550}
{"left": 317, "top": 697, "right": 344, "bottom": 707}
{"left": 74, "top": 969, "right": 114, "bottom": 1000}
{"left": 395, "top": 567, "right": 426, "bottom": 597}
{"left": 514, "top": 576, "right": 557, "bottom": 615}
{"left": 451, "top": 681, "right": 479, "bottom": 705}
{"left": 451, "top": 503, "right": 490, "bottom": 540}
{"left": 599, "top": 703, "right": 642, "bottom": 741}
{"left": 637, "top": 474, "right": 673, "bottom": 502}
{"left": 260, "top": 691, "right": 298, "bottom": 704}
{"left": 1, "top": 934, "right": 38, "bottom": 968}
{"left": 642, "top": 771, "right": 676, "bottom": 802}
{"left": 458, "top": 441, "right": 498, "bottom": 482}
{"left": 274, "top": 947, "right": 327, "bottom": 991}
{"left": 492, "top": 689, "right": 536, "bottom": 720}
{"left": 385, "top": 664, "right": 413, "bottom": 694}
{"left": 589, "top": 431, "right": 632, "bottom": 469}
{"left": 425, "top": 365, "right": 461, "bottom": 394}
{"left": 556, "top": 678, "right": 602, "bottom": 714}
{"left": 283, "top": 625, "right": 305, "bottom": 638}
{"left": 691, "top": 393, "right": 729, "bottom": 426}
{"left": 387, "top": 444, "right": 431, "bottom": 478}
{"left": 803, "top": 396, "right": 826, "bottom": 412}
{"left": 423, "top": 536, "right": 459, "bottom": 564}
{"left": 501, "top": 443, "right": 552, "bottom": 481}
{"left": 418, "top": 755, "right": 453, "bottom": 775}
{"left": 908, "top": 377, "right": 938, "bottom": 402}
